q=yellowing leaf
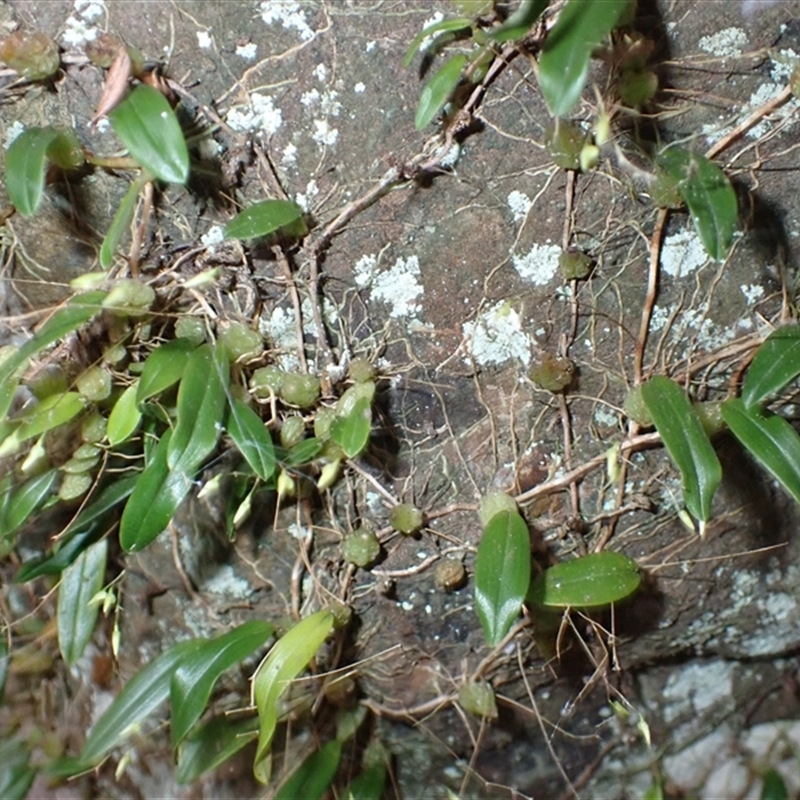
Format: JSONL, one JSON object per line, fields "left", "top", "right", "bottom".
{"left": 252, "top": 609, "right": 334, "bottom": 783}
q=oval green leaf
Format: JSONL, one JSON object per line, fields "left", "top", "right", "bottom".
{"left": 109, "top": 84, "right": 189, "bottom": 184}
{"left": 657, "top": 147, "right": 737, "bottom": 261}
{"left": 107, "top": 382, "right": 142, "bottom": 446}
{"left": 57, "top": 538, "right": 108, "bottom": 666}
{"left": 527, "top": 551, "right": 641, "bottom": 609}
{"left": 0, "top": 737, "right": 35, "bottom": 800}
{"left": 136, "top": 339, "right": 197, "bottom": 403}
{"left": 415, "top": 54, "right": 467, "bottom": 130}
{"left": 224, "top": 199, "right": 304, "bottom": 240}
{"left": 252, "top": 609, "right": 335, "bottom": 782}
{"left": 227, "top": 398, "right": 276, "bottom": 481}
{"left": 176, "top": 715, "right": 259, "bottom": 785}
{"left": 474, "top": 509, "right": 531, "bottom": 646}
{"left": 80, "top": 638, "right": 203, "bottom": 765}
{"left": 167, "top": 342, "right": 229, "bottom": 475}
{"left": 275, "top": 740, "right": 342, "bottom": 800}
{"left": 170, "top": 620, "right": 274, "bottom": 749}
{"left": 404, "top": 17, "right": 472, "bottom": 68}
{"left": 721, "top": 398, "right": 800, "bottom": 507}
{"left": 641, "top": 376, "right": 722, "bottom": 523}
{"left": 0, "top": 468, "right": 57, "bottom": 539}
{"left": 538, "top": 0, "right": 630, "bottom": 117}
{"left": 330, "top": 397, "right": 371, "bottom": 459}
{"left": 119, "top": 430, "right": 193, "bottom": 552}
{"left": 5, "top": 126, "right": 58, "bottom": 216}
{"left": 742, "top": 326, "right": 800, "bottom": 409}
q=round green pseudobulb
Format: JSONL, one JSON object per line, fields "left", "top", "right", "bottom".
{"left": 341, "top": 527, "right": 380, "bottom": 567}
{"left": 389, "top": 503, "right": 424, "bottom": 535}
{"left": 28, "top": 365, "right": 68, "bottom": 400}
{"left": 544, "top": 118, "right": 587, "bottom": 170}
{"left": 559, "top": 249, "right": 593, "bottom": 280}
{"left": 478, "top": 492, "right": 518, "bottom": 526}
{"left": 527, "top": 551, "right": 641, "bottom": 609}
{"left": 280, "top": 372, "right": 321, "bottom": 408}
{"left": 530, "top": 353, "right": 575, "bottom": 393}
{"left": 348, "top": 358, "right": 376, "bottom": 384}
{"left": 623, "top": 385, "right": 653, "bottom": 427}
{"left": 219, "top": 321, "right": 264, "bottom": 361}
{"left": 76, "top": 366, "right": 112, "bottom": 402}
{"left": 458, "top": 681, "right": 498, "bottom": 719}
{"left": 250, "top": 365, "right": 286, "bottom": 398}
{"left": 280, "top": 415, "right": 306, "bottom": 449}
{"left": 58, "top": 471, "right": 93, "bottom": 502}
{"left": 174, "top": 316, "right": 206, "bottom": 345}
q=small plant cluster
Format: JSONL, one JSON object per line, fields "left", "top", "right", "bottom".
{"left": 2, "top": 1, "right": 800, "bottom": 797}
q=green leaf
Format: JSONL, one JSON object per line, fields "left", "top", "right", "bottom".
{"left": 0, "top": 392, "right": 85, "bottom": 457}
{"left": 167, "top": 342, "right": 229, "bottom": 475}
{"left": 80, "top": 638, "right": 203, "bottom": 765}
{"left": 5, "top": 126, "right": 58, "bottom": 216}
{"left": 119, "top": 430, "right": 193, "bottom": 552}
{"left": 657, "top": 147, "right": 738, "bottom": 260}
{"left": 538, "top": 0, "right": 630, "bottom": 117}
{"left": 474, "top": 510, "right": 531, "bottom": 646}
{"left": 641, "top": 376, "right": 722, "bottom": 523}
{"left": 284, "top": 436, "right": 323, "bottom": 466}
{"left": 137, "top": 339, "right": 197, "bottom": 403}
{"left": 342, "top": 764, "right": 387, "bottom": 800}
{"left": 275, "top": 740, "right": 342, "bottom": 800}
{"left": 415, "top": 54, "right": 467, "bottom": 130}
{"left": 0, "top": 291, "right": 106, "bottom": 420}
{"left": 57, "top": 538, "right": 108, "bottom": 666}
{"left": 0, "top": 738, "right": 34, "bottom": 800}
{"left": 404, "top": 17, "right": 473, "bottom": 68}
{"left": 16, "top": 476, "right": 137, "bottom": 581}
{"left": 176, "top": 715, "right": 259, "bottom": 784}
{"left": 760, "top": 768, "right": 789, "bottom": 800}
{"left": 170, "top": 620, "right": 274, "bottom": 749}
{"left": 0, "top": 640, "right": 8, "bottom": 701}
{"left": 742, "top": 326, "right": 800, "bottom": 409}
{"left": 107, "top": 382, "right": 142, "bottom": 446}
{"left": 224, "top": 199, "right": 304, "bottom": 240}
{"left": 252, "top": 609, "right": 335, "bottom": 782}
{"left": 0, "top": 468, "right": 57, "bottom": 539}
{"left": 46, "top": 128, "right": 85, "bottom": 170}
{"left": 100, "top": 177, "right": 142, "bottom": 269}
{"left": 330, "top": 397, "right": 372, "bottom": 459}
{"left": 227, "top": 398, "right": 276, "bottom": 481}
{"left": 721, "top": 398, "right": 800, "bottom": 507}
{"left": 527, "top": 551, "right": 641, "bottom": 609}
{"left": 490, "top": 0, "right": 549, "bottom": 42}
{"left": 109, "top": 84, "right": 189, "bottom": 184}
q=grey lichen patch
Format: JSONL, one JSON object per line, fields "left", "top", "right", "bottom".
{"left": 354, "top": 253, "right": 424, "bottom": 320}
{"left": 462, "top": 301, "right": 532, "bottom": 367}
